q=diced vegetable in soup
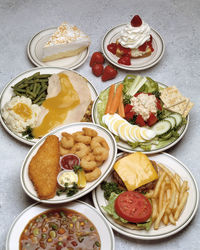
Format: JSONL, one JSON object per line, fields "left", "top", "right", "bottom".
{"left": 20, "top": 208, "right": 101, "bottom": 250}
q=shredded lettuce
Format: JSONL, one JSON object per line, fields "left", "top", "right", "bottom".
{"left": 102, "top": 192, "right": 153, "bottom": 230}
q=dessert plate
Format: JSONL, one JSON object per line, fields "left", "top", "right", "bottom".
{"left": 102, "top": 24, "right": 165, "bottom": 71}
{"left": 0, "top": 67, "right": 97, "bottom": 146}
{"left": 20, "top": 122, "right": 117, "bottom": 204}
{"left": 27, "top": 27, "right": 89, "bottom": 69}
{"left": 6, "top": 200, "right": 115, "bottom": 250}
{"left": 92, "top": 152, "right": 199, "bottom": 240}
{"left": 92, "top": 81, "right": 189, "bottom": 154}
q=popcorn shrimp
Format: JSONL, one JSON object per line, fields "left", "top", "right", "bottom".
{"left": 85, "top": 168, "right": 101, "bottom": 182}
{"left": 93, "top": 146, "right": 109, "bottom": 162}
{"left": 61, "top": 132, "right": 74, "bottom": 149}
{"left": 91, "top": 136, "right": 109, "bottom": 150}
{"left": 72, "top": 131, "right": 91, "bottom": 144}
{"left": 71, "top": 143, "right": 90, "bottom": 159}
{"left": 82, "top": 127, "right": 98, "bottom": 137}
{"left": 81, "top": 154, "right": 97, "bottom": 172}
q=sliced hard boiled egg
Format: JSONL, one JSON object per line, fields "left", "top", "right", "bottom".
{"left": 118, "top": 122, "right": 129, "bottom": 141}
{"left": 133, "top": 127, "right": 145, "bottom": 142}
{"left": 129, "top": 126, "right": 139, "bottom": 142}
{"left": 110, "top": 118, "right": 127, "bottom": 136}
{"left": 140, "top": 127, "right": 156, "bottom": 141}
{"left": 102, "top": 113, "right": 113, "bottom": 126}
{"left": 124, "top": 124, "right": 136, "bottom": 143}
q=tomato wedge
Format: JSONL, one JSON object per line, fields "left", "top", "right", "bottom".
{"left": 114, "top": 191, "right": 152, "bottom": 223}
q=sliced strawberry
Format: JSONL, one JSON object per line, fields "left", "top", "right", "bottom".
{"left": 147, "top": 112, "right": 158, "bottom": 126}
{"left": 118, "top": 55, "right": 131, "bottom": 65}
{"left": 124, "top": 104, "right": 133, "bottom": 114}
{"left": 117, "top": 43, "right": 131, "bottom": 56}
{"left": 136, "top": 114, "right": 146, "bottom": 127}
{"left": 125, "top": 111, "right": 135, "bottom": 120}
{"left": 131, "top": 15, "right": 142, "bottom": 27}
{"left": 134, "top": 92, "right": 142, "bottom": 97}
{"left": 107, "top": 43, "right": 117, "bottom": 55}
{"left": 156, "top": 98, "right": 162, "bottom": 110}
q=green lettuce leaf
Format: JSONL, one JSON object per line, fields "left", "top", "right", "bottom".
{"left": 139, "top": 77, "right": 159, "bottom": 93}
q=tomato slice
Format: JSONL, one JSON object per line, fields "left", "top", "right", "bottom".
{"left": 114, "top": 191, "right": 152, "bottom": 223}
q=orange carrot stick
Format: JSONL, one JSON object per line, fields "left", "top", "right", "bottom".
{"left": 118, "top": 95, "right": 125, "bottom": 117}
{"left": 105, "top": 84, "right": 115, "bottom": 114}
{"left": 109, "top": 84, "right": 123, "bottom": 114}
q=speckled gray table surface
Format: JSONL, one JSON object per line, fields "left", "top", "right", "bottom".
{"left": 0, "top": 0, "right": 200, "bottom": 249}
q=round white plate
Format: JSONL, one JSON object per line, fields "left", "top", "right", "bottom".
{"left": 6, "top": 200, "right": 115, "bottom": 250}
{"left": 20, "top": 122, "right": 117, "bottom": 204}
{"left": 92, "top": 152, "right": 199, "bottom": 240}
{"left": 102, "top": 24, "right": 165, "bottom": 71}
{"left": 27, "top": 27, "right": 89, "bottom": 69}
{"left": 0, "top": 67, "right": 97, "bottom": 146}
{"left": 92, "top": 81, "right": 189, "bottom": 154}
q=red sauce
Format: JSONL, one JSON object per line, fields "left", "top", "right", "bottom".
{"left": 60, "top": 154, "right": 80, "bottom": 170}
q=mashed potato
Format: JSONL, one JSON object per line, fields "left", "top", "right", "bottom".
{"left": 2, "top": 96, "right": 41, "bottom": 134}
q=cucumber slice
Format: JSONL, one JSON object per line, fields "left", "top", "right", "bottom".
{"left": 159, "top": 131, "right": 173, "bottom": 140}
{"left": 152, "top": 120, "right": 171, "bottom": 136}
{"left": 164, "top": 116, "right": 176, "bottom": 129}
{"left": 169, "top": 113, "right": 183, "bottom": 127}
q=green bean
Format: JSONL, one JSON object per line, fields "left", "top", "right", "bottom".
{"left": 13, "top": 87, "right": 26, "bottom": 93}
{"left": 33, "top": 92, "right": 46, "bottom": 104}
{"left": 26, "top": 89, "right": 36, "bottom": 98}
{"left": 36, "top": 74, "right": 51, "bottom": 79}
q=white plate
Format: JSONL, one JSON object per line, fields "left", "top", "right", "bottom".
{"left": 92, "top": 81, "right": 189, "bottom": 154}
{"left": 6, "top": 200, "right": 115, "bottom": 250}
{"left": 20, "top": 122, "right": 117, "bottom": 204}
{"left": 0, "top": 67, "right": 97, "bottom": 146}
{"left": 27, "top": 27, "right": 89, "bottom": 69}
{"left": 102, "top": 24, "right": 165, "bottom": 71}
{"left": 92, "top": 152, "right": 199, "bottom": 240}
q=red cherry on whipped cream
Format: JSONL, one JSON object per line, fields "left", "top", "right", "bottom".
{"left": 131, "top": 15, "right": 142, "bottom": 27}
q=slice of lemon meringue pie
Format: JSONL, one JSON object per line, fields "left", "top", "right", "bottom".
{"left": 42, "top": 22, "right": 90, "bottom": 62}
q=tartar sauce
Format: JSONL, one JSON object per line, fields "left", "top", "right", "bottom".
{"left": 58, "top": 171, "right": 78, "bottom": 187}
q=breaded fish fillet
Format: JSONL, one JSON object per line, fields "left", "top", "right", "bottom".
{"left": 28, "top": 135, "right": 60, "bottom": 199}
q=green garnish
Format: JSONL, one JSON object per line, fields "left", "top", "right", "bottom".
{"left": 22, "top": 126, "right": 34, "bottom": 139}
{"left": 73, "top": 165, "right": 82, "bottom": 173}
{"left": 101, "top": 181, "right": 123, "bottom": 200}
{"left": 56, "top": 183, "right": 79, "bottom": 197}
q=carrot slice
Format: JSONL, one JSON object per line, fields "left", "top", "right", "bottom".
{"left": 109, "top": 84, "right": 123, "bottom": 114}
{"left": 105, "top": 84, "right": 115, "bottom": 114}
{"left": 118, "top": 95, "right": 125, "bottom": 117}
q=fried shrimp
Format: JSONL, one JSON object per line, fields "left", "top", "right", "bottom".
{"left": 61, "top": 132, "right": 74, "bottom": 149}
{"left": 85, "top": 168, "right": 101, "bottom": 182}
{"left": 59, "top": 144, "right": 72, "bottom": 156}
{"left": 72, "top": 131, "right": 91, "bottom": 144}
{"left": 91, "top": 136, "right": 109, "bottom": 150}
{"left": 71, "top": 143, "right": 90, "bottom": 159}
{"left": 82, "top": 127, "right": 98, "bottom": 137}
{"left": 93, "top": 147, "right": 109, "bottom": 162}
{"left": 81, "top": 154, "right": 97, "bottom": 172}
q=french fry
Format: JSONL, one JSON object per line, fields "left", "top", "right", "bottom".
{"left": 158, "top": 163, "right": 180, "bottom": 191}
{"left": 153, "top": 171, "right": 166, "bottom": 198}
{"left": 154, "top": 202, "right": 169, "bottom": 230}
{"left": 169, "top": 182, "right": 176, "bottom": 210}
{"left": 174, "top": 192, "right": 189, "bottom": 220}
{"left": 162, "top": 213, "right": 169, "bottom": 225}
{"left": 159, "top": 180, "right": 166, "bottom": 212}
{"left": 152, "top": 198, "right": 158, "bottom": 222}
{"left": 173, "top": 189, "right": 179, "bottom": 211}
{"left": 178, "top": 181, "right": 188, "bottom": 204}
{"left": 166, "top": 189, "right": 171, "bottom": 200}
{"left": 169, "top": 213, "right": 176, "bottom": 225}
{"left": 175, "top": 173, "right": 181, "bottom": 190}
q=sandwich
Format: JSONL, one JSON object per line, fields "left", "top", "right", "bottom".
{"left": 102, "top": 152, "right": 158, "bottom": 230}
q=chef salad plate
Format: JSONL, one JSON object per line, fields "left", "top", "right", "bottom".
{"left": 27, "top": 27, "right": 89, "bottom": 69}
{"left": 102, "top": 24, "right": 165, "bottom": 71}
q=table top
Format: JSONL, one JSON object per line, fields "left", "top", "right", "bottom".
{"left": 0, "top": 0, "right": 200, "bottom": 249}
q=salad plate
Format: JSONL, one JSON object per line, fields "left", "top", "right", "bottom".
{"left": 92, "top": 152, "right": 199, "bottom": 240}
{"left": 27, "top": 27, "right": 89, "bottom": 69}
{"left": 6, "top": 200, "right": 115, "bottom": 250}
{"left": 92, "top": 75, "right": 189, "bottom": 154}
{"left": 0, "top": 67, "right": 97, "bottom": 146}
{"left": 20, "top": 122, "right": 117, "bottom": 204}
{"left": 102, "top": 24, "right": 165, "bottom": 71}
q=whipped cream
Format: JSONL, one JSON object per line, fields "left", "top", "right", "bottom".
{"left": 118, "top": 22, "right": 151, "bottom": 49}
